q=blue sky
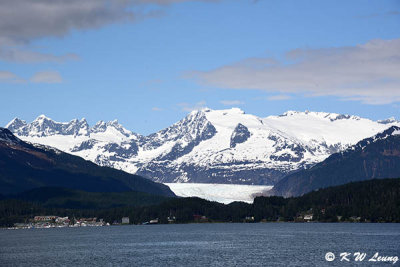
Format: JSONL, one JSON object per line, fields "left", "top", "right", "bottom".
{"left": 1, "top": 0, "right": 399, "bottom": 134}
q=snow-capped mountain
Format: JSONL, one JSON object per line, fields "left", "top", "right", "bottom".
{"left": 6, "top": 108, "right": 399, "bottom": 185}
{"left": 270, "top": 125, "right": 400, "bottom": 197}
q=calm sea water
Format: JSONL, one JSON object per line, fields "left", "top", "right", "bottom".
{"left": 1, "top": 223, "right": 399, "bottom": 266}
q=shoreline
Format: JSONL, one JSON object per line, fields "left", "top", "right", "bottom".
{"left": 3, "top": 221, "right": 398, "bottom": 230}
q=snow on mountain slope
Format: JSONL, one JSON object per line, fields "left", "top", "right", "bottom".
{"left": 264, "top": 111, "right": 386, "bottom": 147}
{"left": 6, "top": 109, "right": 399, "bottom": 185}
{"left": 165, "top": 183, "right": 273, "bottom": 204}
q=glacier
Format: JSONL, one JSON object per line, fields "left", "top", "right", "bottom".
{"left": 165, "top": 183, "right": 273, "bottom": 204}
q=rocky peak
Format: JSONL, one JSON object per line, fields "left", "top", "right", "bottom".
{"left": 64, "top": 118, "right": 90, "bottom": 136}
{"left": 91, "top": 120, "right": 107, "bottom": 133}
{"left": 344, "top": 125, "right": 400, "bottom": 154}
{"left": 6, "top": 115, "right": 90, "bottom": 137}
{"left": 142, "top": 110, "right": 216, "bottom": 150}
{"left": 378, "top": 117, "right": 398, "bottom": 124}
{"left": 26, "top": 115, "right": 60, "bottom": 136}
{"left": 278, "top": 110, "right": 360, "bottom": 122}
{"left": 230, "top": 123, "right": 251, "bottom": 148}
{"left": 90, "top": 119, "right": 132, "bottom": 137}
{"left": 6, "top": 118, "right": 27, "bottom": 133}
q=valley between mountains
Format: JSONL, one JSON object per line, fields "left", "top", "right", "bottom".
{"left": 2, "top": 107, "right": 400, "bottom": 217}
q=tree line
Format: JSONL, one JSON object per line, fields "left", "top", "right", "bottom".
{"left": 1, "top": 178, "right": 399, "bottom": 227}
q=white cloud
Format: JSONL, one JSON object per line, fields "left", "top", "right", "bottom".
{"left": 152, "top": 107, "right": 163, "bottom": 111}
{"left": 138, "top": 0, "right": 220, "bottom": 4}
{"left": 0, "top": 48, "right": 79, "bottom": 63}
{"left": 0, "top": 0, "right": 219, "bottom": 63}
{"left": 0, "top": 70, "right": 63, "bottom": 84}
{"left": 0, "top": 0, "right": 219, "bottom": 44}
{"left": 177, "top": 100, "right": 207, "bottom": 111}
{"left": 220, "top": 100, "right": 244, "bottom": 105}
{"left": 0, "top": 0, "right": 134, "bottom": 63}
{"left": 0, "top": 0, "right": 136, "bottom": 45}
{"left": 267, "top": 95, "right": 291, "bottom": 101}
{"left": 192, "top": 39, "right": 400, "bottom": 105}
{"left": 30, "top": 71, "right": 63, "bottom": 84}
{"left": 0, "top": 71, "right": 26, "bottom": 83}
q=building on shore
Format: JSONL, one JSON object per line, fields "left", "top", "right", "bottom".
{"left": 303, "top": 214, "right": 313, "bottom": 221}
{"left": 34, "top": 216, "right": 58, "bottom": 222}
{"left": 149, "top": 218, "right": 158, "bottom": 224}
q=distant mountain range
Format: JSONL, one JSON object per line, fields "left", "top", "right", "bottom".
{"left": 6, "top": 109, "right": 399, "bottom": 185}
{"left": 271, "top": 126, "right": 400, "bottom": 197}
{"left": 0, "top": 128, "right": 174, "bottom": 197}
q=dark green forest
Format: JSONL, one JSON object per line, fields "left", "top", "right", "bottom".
{"left": 1, "top": 178, "right": 399, "bottom": 227}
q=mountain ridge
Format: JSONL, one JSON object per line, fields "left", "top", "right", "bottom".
{"left": 270, "top": 125, "right": 400, "bottom": 197}
{"left": 0, "top": 128, "right": 175, "bottom": 197}
{"left": 6, "top": 109, "right": 399, "bottom": 185}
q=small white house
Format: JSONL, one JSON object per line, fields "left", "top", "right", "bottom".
{"left": 122, "top": 217, "right": 130, "bottom": 224}
{"left": 303, "top": 214, "right": 313, "bottom": 221}
{"left": 149, "top": 218, "right": 159, "bottom": 224}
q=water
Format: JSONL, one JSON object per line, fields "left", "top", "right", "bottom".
{"left": 1, "top": 223, "right": 399, "bottom": 266}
